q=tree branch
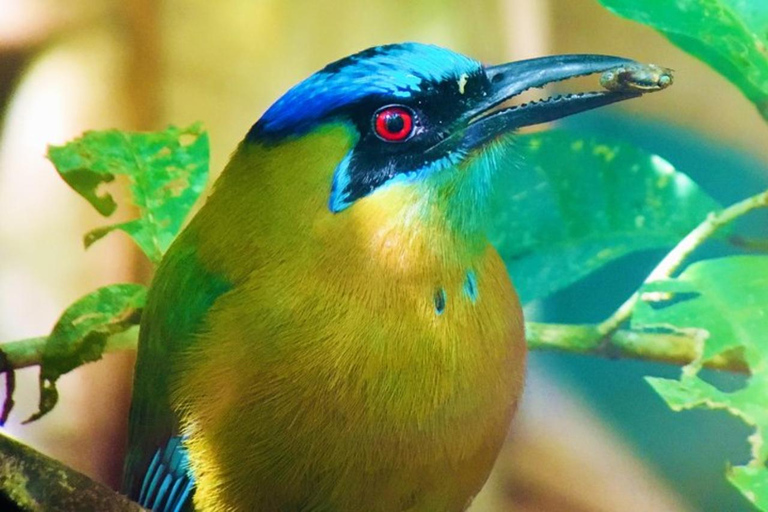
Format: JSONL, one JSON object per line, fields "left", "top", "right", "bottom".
{"left": 527, "top": 322, "right": 748, "bottom": 373}
{"left": 0, "top": 320, "right": 749, "bottom": 390}
{"left": 0, "top": 328, "right": 139, "bottom": 373}
{"left": 0, "top": 328, "right": 139, "bottom": 426}
{"left": 0, "top": 430, "right": 145, "bottom": 511}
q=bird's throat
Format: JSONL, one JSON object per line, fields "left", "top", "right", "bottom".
{"left": 202, "top": 124, "right": 491, "bottom": 283}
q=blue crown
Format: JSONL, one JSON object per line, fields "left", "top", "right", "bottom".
{"left": 250, "top": 42, "right": 482, "bottom": 139}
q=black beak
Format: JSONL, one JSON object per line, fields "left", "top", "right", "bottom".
{"left": 462, "top": 54, "right": 672, "bottom": 148}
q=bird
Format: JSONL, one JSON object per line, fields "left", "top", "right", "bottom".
{"left": 122, "top": 42, "right": 655, "bottom": 512}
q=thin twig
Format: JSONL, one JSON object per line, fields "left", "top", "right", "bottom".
{"left": 0, "top": 349, "right": 14, "bottom": 425}
{"left": 0, "top": 328, "right": 138, "bottom": 374}
{"left": 597, "top": 189, "right": 768, "bottom": 337}
{"left": 0, "top": 328, "right": 139, "bottom": 424}
{"left": 527, "top": 322, "right": 748, "bottom": 373}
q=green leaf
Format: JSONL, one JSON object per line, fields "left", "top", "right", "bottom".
{"left": 488, "top": 131, "right": 720, "bottom": 303}
{"left": 730, "top": 465, "right": 768, "bottom": 511}
{"left": 48, "top": 123, "right": 210, "bottom": 263}
{"left": 26, "top": 284, "right": 147, "bottom": 423}
{"left": 635, "top": 255, "right": 768, "bottom": 361}
{"left": 636, "top": 256, "right": 768, "bottom": 509}
{"left": 598, "top": 0, "right": 768, "bottom": 120}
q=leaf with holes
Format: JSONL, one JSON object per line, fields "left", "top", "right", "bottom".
{"left": 488, "top": 130, "right": 720, "bottom": 303}
{"left": 633, "top": 256, "right": 768, "bottom": 510}
{"left": 48, "top": 123, "right": 209, "bottom": 263}
{"left": 598, "top": 0, "right": 768, "bottom": 121}
{"left": 26, "top": 284, "right": 147, "bottom": 423}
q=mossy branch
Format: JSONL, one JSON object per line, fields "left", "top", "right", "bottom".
{"left": 0, "top": 430, "right": 145, "bottom": 511}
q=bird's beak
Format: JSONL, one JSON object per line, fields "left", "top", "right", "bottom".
{"left": 461, "top": 54, "right": 672, "bottom": 149}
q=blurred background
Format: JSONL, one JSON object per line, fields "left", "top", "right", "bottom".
{"left": 0, "top": 0, "right": 766, "bottom": 510}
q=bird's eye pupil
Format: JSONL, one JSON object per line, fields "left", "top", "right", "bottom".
{"left": 386, "top": 115, "right": 405, "bottom": 133}
{"left": 373, "top": 106, "right": 414, "bottom": 142}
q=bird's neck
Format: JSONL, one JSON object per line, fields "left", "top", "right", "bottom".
{"left": 195, "top": 124, "right": 493, "bottom": 283}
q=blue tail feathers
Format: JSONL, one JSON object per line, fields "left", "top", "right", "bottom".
{"left": 137, "top": 437, "right": 194, "bottom": 512}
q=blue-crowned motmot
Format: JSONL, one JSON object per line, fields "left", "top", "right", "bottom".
{"left": 122, "top": 42, "right": 664, "bottom": 512}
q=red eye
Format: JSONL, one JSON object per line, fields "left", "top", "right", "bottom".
{"left": 373, "top": 106, "right": 414, "bottom": 142}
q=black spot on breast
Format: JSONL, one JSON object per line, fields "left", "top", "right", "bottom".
{"left": 434, "top": 287, "right": 446, "bottom": 315}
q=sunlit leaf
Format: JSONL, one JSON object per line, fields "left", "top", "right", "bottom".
{"left": 635, "top": 256, "right": 768, "bottom": 510}
{"left": 26, "top": 284, "right": 147, "bottom": 423}
{"left": 48, "top": 123, "right": 209, "bottom": 263}
{"left": 598, "top": 0, "right": 768, "bottom": 120}
{"left": 489, "top": 130, "right": 720, "bottom": 303}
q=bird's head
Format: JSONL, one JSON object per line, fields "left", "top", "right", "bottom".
{"left": 242, "top": 42, "right": 665, "bottom": 241}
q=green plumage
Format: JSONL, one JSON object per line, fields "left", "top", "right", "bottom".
{"left": 123, "top": 225, "right": 230, "bottom": 501}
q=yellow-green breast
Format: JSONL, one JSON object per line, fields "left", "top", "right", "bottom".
{"left": 171, "top": 126, "right": 526, "bottom": 511}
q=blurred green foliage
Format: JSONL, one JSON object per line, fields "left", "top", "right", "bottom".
{"left": 490, "top": 131, "right": 719, "bottom": 303}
